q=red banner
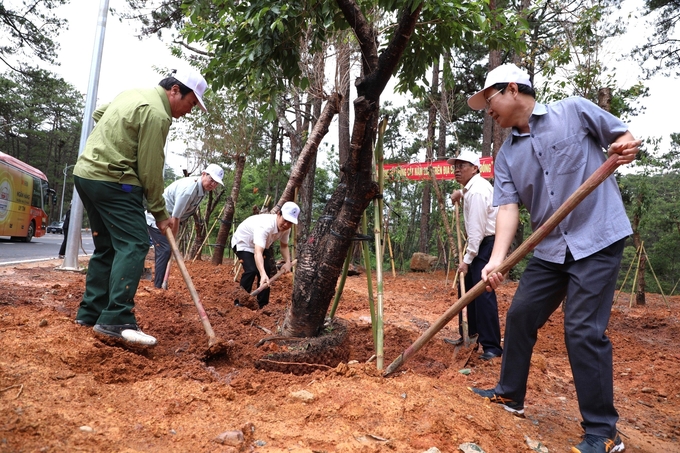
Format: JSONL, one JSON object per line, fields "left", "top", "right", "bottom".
{"left": 383, "top": 157, "right": 493, "bottom": 181}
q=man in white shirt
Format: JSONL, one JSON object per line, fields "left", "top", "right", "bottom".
{"left": 146, "top": 163, "right": 224, "bottom": 288}
{"left": 449, "top": 151, "right": 503, "bottom": 360}
{"left": 231, "top": 201, "right": 300, "bottom": 308}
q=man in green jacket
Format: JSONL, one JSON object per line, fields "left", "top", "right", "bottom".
{"left": 73, "top": 68, "right": 208, "bottom": 347}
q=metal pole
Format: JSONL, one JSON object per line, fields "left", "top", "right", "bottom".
{"left": 60, "top": 0, "right": 109, "bottom": 271}
{"left": 60, "top": 163, "right": 67, "bottom": 220}
{"left": 59, "top": 164, "right": 75, "bottom": 221}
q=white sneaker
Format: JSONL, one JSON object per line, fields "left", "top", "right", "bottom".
{"left": 94, "top": 324, "right": 157, "bottom": 347}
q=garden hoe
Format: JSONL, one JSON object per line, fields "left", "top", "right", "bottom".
{"left": 385, "top": 153, "right": 627, "bottom": 376}
{"left": 232, "top": 259, "right": 298, "bottom": 309}
{"left": 166, "top": 229, "right": 227, "bottom": 358}
{"left": 451, "top": 200, "right": 478, "bottom": 369}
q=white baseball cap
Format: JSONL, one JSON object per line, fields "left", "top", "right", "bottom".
{"left": 281, "top": 201, "right": 300, "bottom": 224}
{"left": 467, "top": 63, "right": 532, "bottom": 111}
{"left": 172, "top": 68, "right": 208, "bottom": 112}
{"left": 447, "top": 150, "right": 480, "bottom": 167}
{"left": 203, "top": 163, "right": 224, "bottom": 185}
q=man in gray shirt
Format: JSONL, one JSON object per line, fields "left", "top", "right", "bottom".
{"left": 467, "top": 64, "right": 640, "bottom": 453}
{"left": 147, "top": 164, "right": 224, "bottom": 288}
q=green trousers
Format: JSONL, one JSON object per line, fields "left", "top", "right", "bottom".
{"left": 74, "top": 176, "right": 150, "bottom": 325}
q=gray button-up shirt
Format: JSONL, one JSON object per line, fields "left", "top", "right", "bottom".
{"left": 493, "top": 96, "right": 633, "bottom": 263}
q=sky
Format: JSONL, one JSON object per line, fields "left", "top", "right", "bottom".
{"left": 48, "top": 0, "right": 677, "bottom": 174}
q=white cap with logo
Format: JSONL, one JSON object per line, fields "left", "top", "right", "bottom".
{"left": 281, "top": 201, "right": 300, "bottom": 224}
{"left": 203, "top": 164, "right": 224, "bottom": 185}
{"left": 467, "top": 63, "right": 532, "bottom": 111}
{"left": 447, "top": 150, "right": 480, "bottom": 167}
{"left": 172, "top": 67, "right": 208, "bottom": 112}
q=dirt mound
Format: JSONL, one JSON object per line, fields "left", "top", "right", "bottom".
{"left": 0, "top": 258, "right": 678, "bottom": 452}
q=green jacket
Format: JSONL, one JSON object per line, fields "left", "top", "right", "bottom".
{"left": 74, "top": 86, "right": 171, "bottom": 222}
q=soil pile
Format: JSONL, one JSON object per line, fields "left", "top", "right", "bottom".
{"left": 0, "top": 256, "right": 678, "bottom": 452}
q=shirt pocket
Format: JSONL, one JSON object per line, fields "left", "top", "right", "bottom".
{"left": 550, "top": 134, "right": 586, "bottom": 175}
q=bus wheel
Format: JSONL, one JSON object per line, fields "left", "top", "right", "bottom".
{"left": 21, "top": 222, "right": 35, "bottom": 243}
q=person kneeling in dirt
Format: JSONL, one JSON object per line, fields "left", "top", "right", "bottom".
{"left": 231, "top": 202, "right": 299, "bottom": 308}
{"left": 467, "top": 63, "right": 639, "bottom": 453}
{"left": 146, "top": 164, "right": 224, "bottom": 289}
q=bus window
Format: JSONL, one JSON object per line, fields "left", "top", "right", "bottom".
{"left": 32, "top": 176, "right": 43, "bottom": 210}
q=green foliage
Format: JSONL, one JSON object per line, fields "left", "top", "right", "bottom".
{"left": 633, "top": 0, "right": 680, "bottom": 77}
{"left": 0, "top": 69, "right": 84, "bottom": 220}
{"left": 180, "top": 0, "right": 341, "bottom": 119}
{"left": 394, "top": 0, "right": 527, "bottom": 95}
{"left": 618, "top": 171, "right": 680, "bottom": 294}
{"left": 0, "top": 0, "right": 68, "bottom": 71}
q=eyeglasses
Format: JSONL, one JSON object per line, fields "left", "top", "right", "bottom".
{"left": 453, "top": 162, "right": 471, "bottom": 169}
{"left": 485, "top": 88, "right": 504, "bottom": 110}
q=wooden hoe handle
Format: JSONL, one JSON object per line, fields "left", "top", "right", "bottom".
{"left": 384, "top": 154, "right": 623, "bottom": 376}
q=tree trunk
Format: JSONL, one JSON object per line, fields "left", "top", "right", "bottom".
{"left": 274, "top": 93, "right": 342, "bottom": 208}
{"left": 266, "top": 122, "right": 279, "bottom": 197}
{"left": 299, "top": 52, "right": 326, "bottom": 243}
{"left": 211, "top": 154, "right": 246, "bottom": 265}
{"left": 338, "top": 35, "right": 351, "bottom": 179}
{"left": 281, "top": 0, "right": 423, "bottom": 337}
{"left": 418, "top": 60, "right": 438, "bottom": 253}
{"left": 189, "top": 188, "right": 225, "bottom": 260}
{"left": 438, "top": 52, "right": 450, "bottom": 159}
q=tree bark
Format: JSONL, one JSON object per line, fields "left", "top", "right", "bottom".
{"left": 418, "top": 60, "right": 439, "bottom": 253}
{"left": 299, "top": 52, "right": 326, "bottom": 243}
{"left": 281, "top": 0, "right": 423, "bottom": 337}
{"left": 338, "top": 35, "right": 351, "bottom": 179}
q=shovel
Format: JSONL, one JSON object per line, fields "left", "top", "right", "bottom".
{"left": 385, "top": 153, "right": 625, "bottom": 376}
{"left": 166, "top": 228, "right": 226, "bottom": 356}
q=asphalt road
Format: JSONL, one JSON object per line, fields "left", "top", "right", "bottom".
{"left": 0, "top": 231, "right": 95, "bottom": 266}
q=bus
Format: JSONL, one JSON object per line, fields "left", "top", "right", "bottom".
{"left": 0, "top": 151, "right": 55, "bottom": 242}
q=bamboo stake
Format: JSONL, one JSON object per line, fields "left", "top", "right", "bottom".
{"left": 329, "top": 242, "right": 354, "bottom": 320}
{"left": 233, "top": 261, "right": 242, "bottom": 282}
{"left": 373, "top": 116, "right": 388, "bottom": 370}
{"left": 454, "top": 201, "right": 470, "bottom": 345}
{"left": 614, "top": 243, "right": 639, "bottom": 304}
{"left": 629, "top": 246, "right": 642, "bottom": 308}
{"left": 446, "top": 208, "right": 456, "bottom": 285}
{"left": 427, "top": 165, "right": 457, "bottom": 271}
{"left": 384, "top": 154, "right": 623, "bottom": 376}
{"left": 383, "top": 213, "right": 397, "bottom": 278}
{"left": 670, "top": 276, "right": 680, "bottom": 297}
{"left": 193, "top": 203, "right": 227, "bottom": 262}
{"left": 361, "top": 212, "right": 376, "bottom": 343}
{"left": 641, "top": 242, "right": 670, "bottom": 307}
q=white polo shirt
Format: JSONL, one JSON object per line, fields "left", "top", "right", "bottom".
{"left": 231, "top": 213, "right": 290, "bottom": 253}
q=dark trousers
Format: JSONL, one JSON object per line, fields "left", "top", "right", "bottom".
{"left": 495, "top": 239, "right": 625, "bottom": 439}
{"left": 458, "top": 235, "right": 502, "bottom": 355}
{"left": 148, "top": 226, "right": 171, "bottom": 289}
{"left": 74, "top": 176, "right": 150, "bottom": 326}
{"left": 58, "top": 225, "right": 69, "bottom": 256}
{"left": 236, "top": 248, "right": 274, "bottom": 308}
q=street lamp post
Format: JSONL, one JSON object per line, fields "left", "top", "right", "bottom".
{"left": 60, "top": 163, "right": 76, "bottom": 220}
